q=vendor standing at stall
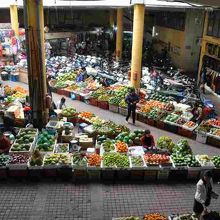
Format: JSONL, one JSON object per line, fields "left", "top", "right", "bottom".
{"left": 140, "top": 130, "right": 156, "bottom": 151}
{"left": 191, "top": 103, "right": 203, "bottom": 123}
{"left": 0, "top": 132, "right": 11, "bottom": 153}
{"left": 125, "top": 88, "right": 139, "bottom": 125}
{"left": 76, "top": 67, "right": 87, "bottom": 83}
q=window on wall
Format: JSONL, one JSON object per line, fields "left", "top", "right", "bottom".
{"left": 207, "top": 11, "right": 220, "bottom": 38}
{"left": 155, "top": 12, "right": 186, "bottom": 31}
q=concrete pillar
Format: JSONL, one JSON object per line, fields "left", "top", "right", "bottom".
{"left": 116, "top": 8, "right": 123, "bottom": 61}
{"left": 24, "top": 0, "right": 48, "bottom": 129}
{"left": 130, "top": 4, "right": 145, "bottom": 89}
{"left": 10, "top": 5, "right": 19, "bottom": 36}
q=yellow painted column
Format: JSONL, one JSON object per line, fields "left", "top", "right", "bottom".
{"left": 24, "top": 0, "right": 48, "bottom": 129}
{"left": 116, "top": 8, "right": 123, "bottom": 61}
{"left": 10, "top": 5, "right": 19, "bottom": 36}
{"left": 109, "top": 10, "right": 115, "bottom": 28}
{"left": 130, "top": 4, "right": 145, "bottom": 89}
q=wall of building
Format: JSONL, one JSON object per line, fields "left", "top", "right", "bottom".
{"left": 154, "top": 26, "right": 186, "bottom": 68}
{"left": 153, "top": 9, "right": 205, "bottom": 73}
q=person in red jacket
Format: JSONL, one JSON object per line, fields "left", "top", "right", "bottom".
{"left": 140, "top": 130, "right": 155, "bottom": 150}
{"left": 0, "top": 132, "right": 11, "bottom": 154}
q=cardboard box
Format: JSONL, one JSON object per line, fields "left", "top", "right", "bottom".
{"left": 79, "top": 137, "right": 93, "bottom": 150}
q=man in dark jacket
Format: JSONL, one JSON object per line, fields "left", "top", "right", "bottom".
{"left": 125, "top": 88, "right": 139, "bottom": 125}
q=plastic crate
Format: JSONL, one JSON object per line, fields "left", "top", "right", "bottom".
{"left": 207, "top": 136, "right": 220, "bottom": 148}
{"left": 0, "top": 167, "right": 7, "bottom": 179}
{"left": 157, "top": 169, "right": 169, "bottom": 180}
{"left": 169, "top": 169, "right": 188, "bottom": 181}
{"left": 164, "top": 123, "right": 178, "bottom": 133}
{"left": 116, "top": 170, "right": 130, "bottom": 181}
{"left": 146, "top": 118, "right": 155, "bottom": 126}
{"left": 187, "top": 167, "right": 201, "bottom": 180}
{"left": 137, "top": 112, "right": 146, "bottom": 123}
{"left": 119, "top": 107, "right": 128, "bottom": 116}
{"left": 144, "top": 170, "right": 158, "bottom": 181}
{"left": 98, "top": 101, "right": 109, "bottom": 110}
{"left": 109, "top": 104, "right": 119, "bottom": 113}
{"left": 130, "top": 170, "right": 144, "bottom": 181}
{"left": 89, "top": 98, "right": 98, "bottom": 106}
{"left": 73, "top": 169, "right": 88, "bottom": 182}
{"left": 102, "top": 169, "right": 115, "bottom": 181}
{"left": 155, "top": 120, "right": 165, "bottom": 129}
{"left": 178, "top": 127, "right": 193, "bottom": 138}
{"left": 196, "top": 132, "right": 207, "bottom": 144}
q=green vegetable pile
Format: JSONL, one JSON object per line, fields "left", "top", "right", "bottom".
{"left": 11, "top": 143, "right": 31, "bottom": 152}
{"left": 61, "top": 107, "right": 77, "bottom": 117}
{"left": 157, "top": 136, "right": 175, "bottom": 152}
{"left": 91, "top": 88, "right": 106, "bottom": 98}
{"left": 185, "top": 155, "right": 201, "bottom": 167}
{"left": 116, "top": 130, "right": 144, "bottom": 145}
{"left": 108, "top": 96, "right": 121, "bottom": 106}
{"left": 151, "top": 93, "right": 170, "bottom": 103}
{"left": 102, "top": 139, "right": 115, "bottom": 152}
{"left": 172, "top": 139, "right": 192, "bottom": 156}
{"left": 131, "top": 156, "right": 144, "bottom": 167}
{"left": 44, "top": 154, "right": 70, "bottom": 166}
{"left": 36, "top": 131, "right": 56, "bottom": 152}
{"left": 29, "top": 150, "right": 43, "bottom": 166}
{"left": 72, "top": 153, "right": 87, "bottom": 167}
{"left": 55, "top": 144, "right": 69, "bottom": 153}
{"left": 56, "top": 72, "right": 76, "bottom": 82}
{"left": 0, "top": 154, "right": 11, "bottom": 167}
{"left": 98, "top": 94, "right": 111, "bottom": 102}
{"left": 103, "top": 153, "right": 129, "bottom": 168}
{"left": 119, "top": 100, "right": 128, "bottom": 108}
{"left": 212, "top": 156, "right": 220, "bottom": 167}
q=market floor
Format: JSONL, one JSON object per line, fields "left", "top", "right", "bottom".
{"left": 4, "top": 81, "right": 220, "bottom": 156}
{"left": 0, "top": 181, "right": 219, "bottom": 220}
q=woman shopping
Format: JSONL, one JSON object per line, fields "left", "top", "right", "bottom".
{"left": 193, "top": 171, "right": 219, "bottom": 219}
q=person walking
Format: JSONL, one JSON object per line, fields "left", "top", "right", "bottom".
{"left": 200, "top": 67, "right": 207, "bottom": 94}
{"left": 125, "top": 88, "right": 139, "bottom": 125}
{"left": 56, "top": 97, "right": 67, "bottom": 110}
{"left": 193, "top": 170, "right": 219, "bottom": 220}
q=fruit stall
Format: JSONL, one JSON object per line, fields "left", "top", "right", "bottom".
{"left": 0, "top": 103, "right": 220, "bottom": 182}
{"left": 112, "top": 212, "right": 220, "bottom": 220}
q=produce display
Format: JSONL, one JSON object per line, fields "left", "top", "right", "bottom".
{"left": 29, "top": 150, "right": 43, "bottom": 166}
{"left": 44, "top": 154, "right": 70, "bottom": 166}
{"left": 147, "top": 109, "right": 167, "bottom": 120}
{"left": 157, "top": 136, "right": 175, "bottom": 152}
{"left": 144, "top": 153, "right": 171, "bottom": 166}
{"left": 87, "top": 153, "right": 102, "bottom": 167}
{"left": 55, "top": 144, "right": 69, "bottom": 153}
{"left": 115, "top": 217, "right": 140, "bottom": 220}
{"left": 116, "top": 130, "right": 144, "bottom": 146}
{"left": 78, "top": 111, "right": 94, "bottom": 119}
{"left": 207, "top": 119, "right": 220, "bottom": 128}
{"left": 108, "top": 96, "right": 121, "bottom": 106}
{"left": 176, "top": 118, "right": 187, "bottom": 126}
{"left": 210, "top": 128, "right": 220, "bottom": 137}
{"left": 171, "top": 213, "right": 198, "bottom": 220}
{"left": 171, "top": 154, "right": 188, "bottom": 167}
{"left": 61, "top": 107, "right": 77, "bottom": 117}
{"left": 196, "top": 155, "right": 214, "bottom": 167}
{"left": 0, "top": 154, "right": 11, "bottom": 167}
{"left": 72, "top": 153, "right": 87, "bottom": 167}
{"left": 143, "top": 213, "right": 167, "bottom": 220}
{"left": 185, "top": 155, "right": 201, "bottom": 167}
{"left": 163, "top": 103, "right": 174, "bottom": 112}
{"left": 102, "top": 139, "right": 115, "bottom": 152}
{"left": 172, "top": 139, "right": 192, "bottom": 156}
{"left": 150, "top": 93, "right": 170, "bottom": 103}
{"left": 11, "top": 143, "right": 31, "bottom": 152}
{"left": 56, "top": 72, "right": 76, "bottom": 83}
{"left": 9, "top": 154, "right": 30, "bottom": 164}
{"left": 98, "top": 94, "right": 111, "bottom": 102}
{"left": 130, "top": 156, "right": 145, "bottom": 167}
{"left": 102, "top": 153, "right": 129, "bottom": 168}
{"left": 115, "top": 141, "right": 128, "bottom": 153}
{"left": 184, "top": 121, "right": 196, "bottom": 129}
{"left": 119, "top": 100, "right": 127, "bottom": 108}
{"left": 36, "top": 131, "right": 56, "bottom": 152}
{"left": 212, "top": 156, "right": 220, "bottom": 167}
{"left": 164, "top": 114, "right": 179, "bottom": 123}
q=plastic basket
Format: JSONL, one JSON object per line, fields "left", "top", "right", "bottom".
{"left": 196, "top": 132, "right": 207, "bottom": 144}
{"left": 109, "top": 104, "right": 119, "bottom": 113}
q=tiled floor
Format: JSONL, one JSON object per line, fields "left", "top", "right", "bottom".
{"left": 0, "top": 181, "right": 219, "bottom": 220}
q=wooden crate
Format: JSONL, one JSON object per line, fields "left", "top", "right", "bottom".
{"left": 178, "top": 127, "right": 193, "bottom": 138}
{"left": 146, "top": 118, "right": 155, "bottom": 126}
{"left": 155, "top": 120, "right": 165, "bottom": 130}
{"left": 207, "top": 136, "right": 220, "bottom": 148}
{"left": 137, "top": 112, "right": 146, "bottom": 123}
